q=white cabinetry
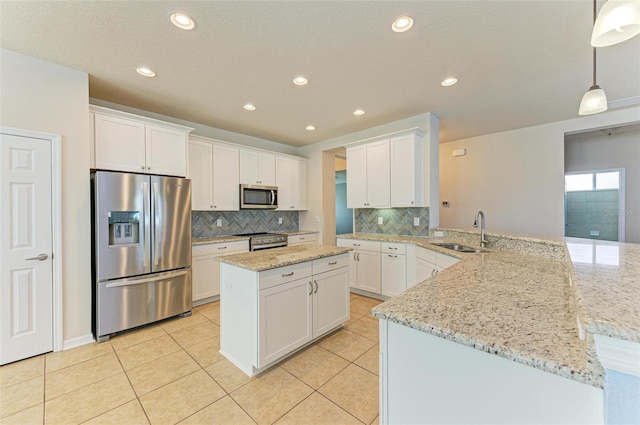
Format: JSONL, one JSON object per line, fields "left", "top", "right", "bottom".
{"left": 381, "top": 242, "right": 407, "bottom": 297}
{"left": 240, "top": 150, "right": 275, "bottom": 185}
{"left": 220, "top": 253, "right": 349, "bottom": 376}
{"left": 390, "top": 133, "right": 424, "bottom": 207}
{"left": 276, "top": 156, "right": 307, "bottom": 210}
{"left": 192, "top": 240, "right": 249, "bottom": 304}
{"left": 288, "top": 233, "right": 318, "bottom": 246}
{"left": 336, "top": 238, "right": 381, "bottom": 294}
{"left": 188, "top": 137, "right": 239, "bottom": 211}
{"left": 413, "top": 246, "right": 460, "bottom": 287}
{"left": 346, "top": 140, "right": 390, "bottom": 208}
{"left": 91, "top": 105, "right": 193, "bottom": 177}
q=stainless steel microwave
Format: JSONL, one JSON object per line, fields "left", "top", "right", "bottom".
{"left": 240, "top": 184, "right": 278, "bottom": 209}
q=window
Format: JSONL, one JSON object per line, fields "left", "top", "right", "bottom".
{"left": 565, "top": 171, "right": 620, "bottom": 191}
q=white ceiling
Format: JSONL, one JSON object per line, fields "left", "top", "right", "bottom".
{"left": 1, "top": 1, "right": 639, "bottom": 147}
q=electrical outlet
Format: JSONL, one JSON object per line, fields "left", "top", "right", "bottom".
{"left": 413, "top": 217, "right": 420, "bottom": 226}
{"left": 278, "top": 217, "right": 283, "bottom": 224}
{"left": 216, "top": 218, "right": 222, "bottom": 227}
{"left": 378, "top": 217, "right": 383, "bottom": 225}
{"left": 442, "top": 201, "right": 450, "bottom": 208}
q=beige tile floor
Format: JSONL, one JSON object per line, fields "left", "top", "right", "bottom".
{"left": 0, "top": 293, "right": 382, "bottom": 425}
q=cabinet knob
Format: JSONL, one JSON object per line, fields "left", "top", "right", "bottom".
{"left": 210, "top": 205, "right": 214, "bottom": 208}
{"left": 141, "top": 166, "right": 145, "bottom": 170}
{"left": 213, "top": 205, "right": 217, "bottom": 208}
{"left": 411, "top": 201, "right": 414, "bottom": 204}
{"left": 147, "top": 166, "right": 151, "bottom": 170}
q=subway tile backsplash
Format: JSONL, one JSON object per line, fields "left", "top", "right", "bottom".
{"left": 192, "top": 210, "right": 299, "bottom": 238}
{"left": 354, "top": 207, "right": 430, "bottom": 236}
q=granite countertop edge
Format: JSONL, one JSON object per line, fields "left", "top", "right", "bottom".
{"left": 216, "top": 246, "right": 351, "bottom": 272}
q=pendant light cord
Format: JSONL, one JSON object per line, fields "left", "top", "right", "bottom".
{"left": 592, "top": 0, "right": 597, "bottom": 88}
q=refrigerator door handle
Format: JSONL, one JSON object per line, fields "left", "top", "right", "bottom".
{"left": 153, "top": 181, "right": 160, "bottom": 266}
{"left": 105, "top": 269, "right": 188, "bottom": 288}
{"left": 142, "top": 181, "right": 149, "bottom": 268}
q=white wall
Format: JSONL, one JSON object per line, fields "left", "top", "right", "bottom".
{"left": 439, "top": 107, "right": 640, "bottom": 238}
{"left": 297, "top": 113, "right": 436, "bottom": 244}
{"left": 565, "top": 127, "right": 640, "bottom": 243}
{"left": 1, "top": 49, "right": 91, "bottom": 344}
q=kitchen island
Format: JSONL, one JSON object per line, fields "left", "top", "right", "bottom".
{"left": 334, "top": 230, "right": 612, "bottom": 424}
{"left": 216, "top": 244, "right": 352, "bottom": 377}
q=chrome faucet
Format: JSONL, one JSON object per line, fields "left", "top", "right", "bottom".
{"left": 473, "top": 210, "right": 490, "bottom": 248}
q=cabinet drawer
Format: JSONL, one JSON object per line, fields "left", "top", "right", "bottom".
{"left": 336, "top": 238, "right": 381, "bottom": 252}
{"left": 382, "top": 242, "right": 406, "bottom": 255}
{"left": 259, "top": 262, "right": 312, "bottom": 290}
{"left": 288, "top": 233, "right": 318, "bottom": 245}
{"left": 193, "top": 240, "right": 249, "bottom": 256}
{"left": 312, "top": 253, "right": 349, "bottom": 275}
{"left": 416, "top": 246, "right": 437, "bottom": 263}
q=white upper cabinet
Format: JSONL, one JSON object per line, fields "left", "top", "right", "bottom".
{"left": 276, "top": 156, "right": 308, "bottom": 210}
{"left": 346, "top": 139, "right": 390, "bottom": 208}
{"left": 390, "top": 132, "right": 424, "bottom": 207}
{"left": 240, "top": 150, "right": 276, "bottom": 186}
{"left": 91, "top": 105, "right": 193, "bottom": 177}
{"left": 346, "top": 128, "right": 434, "bottom": 209}
{"left": 188, "top": 136, "right": 239, "bottom": 211}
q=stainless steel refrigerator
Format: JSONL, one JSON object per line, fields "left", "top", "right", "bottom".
{"left": 91, "top": 171, "right": 192, "bottom": 341}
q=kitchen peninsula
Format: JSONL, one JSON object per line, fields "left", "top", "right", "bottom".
{"left": 216, "top": 244, "right": 352, "bottom": 377}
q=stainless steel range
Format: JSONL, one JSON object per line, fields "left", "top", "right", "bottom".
{"left": 235, "top": 232, "right": 288, "bottom": 251}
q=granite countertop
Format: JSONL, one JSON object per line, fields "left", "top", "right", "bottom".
{"left": 565, "top": 237, "right": 640, "bottom": 342}
{"left": 339, "top": 233, "right": 605, "bottom": 387}
{"left": 216, "top": 244, "right": 351, "bottom": 271}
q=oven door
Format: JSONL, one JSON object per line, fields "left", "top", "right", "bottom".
{"left": 240, "top": 184, "right": 278, "bottom": 209}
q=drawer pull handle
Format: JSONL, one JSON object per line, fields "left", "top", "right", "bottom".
{"left": 282, "top": 272, "right": 294, "bottom": 277}
{"left": 388, "top": 254, "right": 398, "bottom": 258}
{"left": 353, "top": 243, "right": 360, "bottom": 247}
{"left": 388, "top": 247, "right": 397, "bottom": 250}
{"left": 328, "top": 261, "right": 337, "bottom": 265}
{"left": 218, "top": 246, "right": 227, "bottom": 250}
{"left": 300, "top": 237, "right": 305, "bottom": 240}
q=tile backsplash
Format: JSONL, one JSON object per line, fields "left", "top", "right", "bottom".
{"left": 354, "top": 207, "right": 430, "bottom": 236}
{"left": 192, "top": 210, "right": 299, "bottom": 238}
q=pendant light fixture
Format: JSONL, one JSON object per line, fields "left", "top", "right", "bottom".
{"left": 591, "top": 0, "right": 640, "bottom": 47}
{"left": 579, "top": 0, "right": 609, "bottom": 115}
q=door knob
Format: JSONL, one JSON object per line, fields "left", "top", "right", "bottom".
{"left": 26, "top": 253, "right": 48, "bottom": 261}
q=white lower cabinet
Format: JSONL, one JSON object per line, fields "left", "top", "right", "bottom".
{"left": 192, "top": 240, "right": 249, "bottom": 304}
{"left": 381, "top": 242, "right": 407, "bottom": 297}
{"left": 221, "top": 253, "right": 349, "bottom": 376}
{"left": 337, "top": 238, "right": 381, "bottom": 293}
{"left": 288, "top": 233, "right": 318, "bottom": 246}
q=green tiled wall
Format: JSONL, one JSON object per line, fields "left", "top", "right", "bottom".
{"left": 565, "top": 189, "right": 619, "bottom": 241}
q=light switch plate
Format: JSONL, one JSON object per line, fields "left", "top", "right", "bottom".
{"left": 216, "top": 218, "right": 222, "bottom": 227}
{"left": 378, "top": 217, "right": 383, "bottom": 225}
{"left": 434, "top": 231, "right": 444, "bottom": 237}
{"left": 413, "top": 217, "right": 420, "bottom": 226}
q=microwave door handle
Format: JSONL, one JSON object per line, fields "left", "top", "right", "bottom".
{"left": 270, "top": 190, "right": 275, "bottom": 205}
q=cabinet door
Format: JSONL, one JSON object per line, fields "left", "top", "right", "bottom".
{"left": 390, "top": 134, "right": 421, "bottom": 207}
{"left": 346, "top": 145, "right": 367, "bottom": 208}
{"left": 239, "top": 150, "right": 259, "bottom": 184}
{"left": 258, "top": 153, "right": 276, "bottom": 186}
{"left": 414, "top": 257, "right": 437, "bottom": 287}
{"left": 366, "top": 139, "right": 390, "bottom": 208}
{"left": 292, "top": 159, "right": 307, "bottom": 210}
{"left": 348, "top": 250, "right": 359, "bottom": 289}
{"left": 357, "top": 249, "right": 381, "bottom": 293}
{"left": 275, "top": 156, "right": 292, "bottom": 210}
{"left": 313, "top": 267, "right": 349, "bottom": 337}
{"left": 188, "top": 140, "right": 214, "bottom": 210}
{"left": 192, "top": 254, "right": 218, "bottom": 301}
{"left": 94, "top": 113, "right": 146, "bottom": 173}
{"left": 381, "top": 253, "right": 406, "bottom": 297}
{"left": 212, "top": 144, "right": 239, "bottom": 210}
{"left": 258, "top": 278, "right": 313, "bottom": 367}
{"left": 145, "top": 124, "right": 187, "bottom": 177}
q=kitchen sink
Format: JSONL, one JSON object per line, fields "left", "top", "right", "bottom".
{"left": 431, "top": 243, "right": 487, "bottom": 253}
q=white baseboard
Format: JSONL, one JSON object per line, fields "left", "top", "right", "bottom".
{"left": 595, "top": 334, "right": 640, "bottom": 376}
{"left": 62, "top": 333, "right": 95, "bottom": 351}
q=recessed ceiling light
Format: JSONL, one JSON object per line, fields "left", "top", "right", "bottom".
{"left": 441, "top": 77, "right": 458, "bottom": 87}
{"left": 392, "top": 16, "right": 413, "bottom": 32}
{"left": 293, "top": 76, "right": 308, "bottom": 86}
{"left": 243, "top": 103, "right": 256, "bottom": 111}
{"left": 353, "top": 109, "right": 366, "bottom": 116}
{"left": 170, "top": 12, "right": 195, "bottom": 30}
{"left": 136, "top": 67, "right": 156, "bottom": 78}
{"left": 306, "top": 125, "right": 316, "bottom": 131}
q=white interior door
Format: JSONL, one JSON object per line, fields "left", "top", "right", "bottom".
{"left": 1, "top": 133, "right": 53, "bottom": 365}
